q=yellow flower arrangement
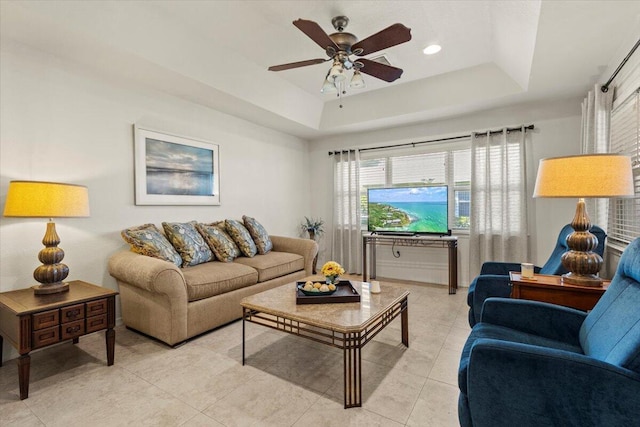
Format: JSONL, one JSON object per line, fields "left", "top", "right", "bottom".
{"left": 321, "top": 261, "right": 345, "bottom": 282}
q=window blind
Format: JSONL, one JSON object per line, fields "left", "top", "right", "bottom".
{"left": 608, "top": 88, "right": 640, "bottom": 249}
{"left": 358, "top": 140, "right": 471, "bottom": 230}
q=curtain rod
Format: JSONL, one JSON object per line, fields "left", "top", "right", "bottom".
{"left": 328, "top": 124, "right": 534, "bottom": 156}
{"left": 328, "top": 134, "right": 468, "bottom": 155}
{"left": 473, "top": 124, "right": 534, "bottom": 138}
{"left": 601, "top": 38, "right": 640, "bottom": 93}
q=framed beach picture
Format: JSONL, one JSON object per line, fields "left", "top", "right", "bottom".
{"left": 134, "top": 126, "right": 220, "bottom": 205}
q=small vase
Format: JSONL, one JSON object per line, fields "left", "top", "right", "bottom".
{"left": 326, "top": 276, "right": 340, "bottom": 285}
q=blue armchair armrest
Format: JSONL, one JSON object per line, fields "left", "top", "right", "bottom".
{"left": 481, "top": 298, "right": 587, "bottom": 345}
{"left": 468, "top": 275, "right": 513, "bottom": 326}
{"left": 466, "top": 339, "right": 640, "bottom": 426}
{"left": 480, "top": 262, "right": 542, "bottom": 276}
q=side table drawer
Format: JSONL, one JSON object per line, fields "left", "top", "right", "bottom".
{"left": 86, "top": 298, "right": 107, "bottom": 316}
{"left": 61, "top": 319, "right": 85, "bottom": 340}
{"left": 33, "top": 326, "right": 60, "bottom": 349}
{"left": 33, "top": 309, "right": 59, "bottom": 330}
{"left": 61, "top": 304, "right": 85, "bottom": 323}
{"left": 86, "top": 314, "right": 108, "bottom": 333}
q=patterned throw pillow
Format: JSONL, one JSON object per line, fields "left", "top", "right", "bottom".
{"left": 196, "top": 223, "right": 240, "bottom": 262}
{"left": 225, "top": 219, "right": 257, "bottom": 257}
{"left": 121, "top": 224, "right": 182, "bottom": 267}
{"left": 242, "top": 215, "right": 272, "bottom": 254}
{"left": 162, "top": 221, "right": 213, "bottom": 267}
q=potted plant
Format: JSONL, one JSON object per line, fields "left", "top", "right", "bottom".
{"left": 300, "top": 217, "right": 324, "bottom": 274}
{"left": 300, "top": 216, "right": 324, "bottom": 241}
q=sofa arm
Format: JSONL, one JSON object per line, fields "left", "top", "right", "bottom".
{"left": 481, "top": 298, "right": 587, "bottom": 345}
{"left": 270, "top": 235, "right": 318, "bottom": 275}
{"left": 108, "top": 250, "right": 188, "bottom": 298}
{"left": 465, "top": 339, "right": 640, "bottom": 426}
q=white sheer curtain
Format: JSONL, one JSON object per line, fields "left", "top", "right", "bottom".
{"left": 469, "top": 127, "right": 529, "bottom": 277}
{"left": 331, "top": 150, "right": 362, "bottom": 274}
{"left": 581, "top": 84, "right": 614, "bottom": 228}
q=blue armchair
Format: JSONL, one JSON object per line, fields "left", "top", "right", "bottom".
{"left": 467, "top": 224, "right": 606, "bottom": 326}
{"left": 458, "top": 237, "right": 640, "bottom": 427}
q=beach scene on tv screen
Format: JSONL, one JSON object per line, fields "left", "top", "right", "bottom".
{"left": 369, "top": 187, "right": 448, "bottom": 233}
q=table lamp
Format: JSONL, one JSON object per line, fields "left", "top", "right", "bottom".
{"left": 533, "top": 154, "right": 634, "bottom": 286}
{"left": 3, "top": 181, "right": 90, "bottom": 294}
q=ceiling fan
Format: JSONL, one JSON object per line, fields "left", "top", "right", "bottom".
{"left": 268, "top": 16, "right": 412, "bottom": 98}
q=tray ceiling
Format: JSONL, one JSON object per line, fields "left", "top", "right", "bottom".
{"left": 1, "top": 1, "right": 639, "bottom": 139}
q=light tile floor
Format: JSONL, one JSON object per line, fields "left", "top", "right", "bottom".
{"left": 0, "top": 277, "right": 470, "bottom": 426}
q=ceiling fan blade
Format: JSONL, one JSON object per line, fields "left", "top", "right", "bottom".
{"left": 268, "top": 58, "right": 328, "bottom": 72}
{"left": 293, "top": 19, "right": 339, "bottom": 51}
{"left": 352, "top": 23, "right": 412, "bottom": 56}
{"left": 358, "top": 58, "right": 404, "bottom": 82}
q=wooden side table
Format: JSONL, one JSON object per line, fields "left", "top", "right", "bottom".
{"left": 509, "top": 272, "right": 609, "bottom": 311}
{"left": 0, "top": 280, "right": 118, "bottom": 400}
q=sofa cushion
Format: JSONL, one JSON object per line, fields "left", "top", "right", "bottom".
{"left": 196, "top": 223, "right": 240, "bottom": 262}
{"left": 182, "top": 261, "right": 258, "bottom": 302}
{"left": 162, "top": 221, "right": 213, "bottom": 267}
{"left": 243, "top": 215, "right": 273, "bottom": 254}
{"left": 234, "top": 251, "right": 304, "bottom": 282}
{"left": 458, "top": 323, "right": 583, "bottom": 395}
{"left": 121, "top": 223, "right": 182, "bottom": 267}
{"left": 203, "top": 220, "right": 227, "bottom": 230}
{"left": 225, "top": 219, "right": 258, "bottom": 257}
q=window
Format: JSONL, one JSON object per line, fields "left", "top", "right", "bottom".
{"left": 359, "top": 141, "right": 472, "bottom": 231}
{"left": 608, "top": 88, "right": 640, "bottom": 250}
{"left": 453, "top": 148, "right": 471, "bottom": 229}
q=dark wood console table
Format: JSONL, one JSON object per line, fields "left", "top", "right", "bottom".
{"left": 362, "top": 234, "right": 458, "bottom": 294}
{"left": 0, "top": 280, "right": 118, "bottom": 400}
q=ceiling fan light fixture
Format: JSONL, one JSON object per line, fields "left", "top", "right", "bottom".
{"left": 350, "top": 70, "right": 365, "bottom": 89}
{"left": 328, "top": 62, "right": 346, "bottom": 82}
{"left": 321, "top": 75, "right": 337, "bottom": 93}
{"left": 423, "top": 44, "right": 442, "bottom": 55}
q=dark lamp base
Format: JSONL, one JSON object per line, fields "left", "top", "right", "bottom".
{"left": 561, "top": 273, "right": 603, "bottom": 287}
{"left": 32, "top": 221, "right": 71, "bottom": 296}
{"left": 560, "top": 198, "right": 604, "bottom": 288}
{"left": 32, "top": 282, "right": 70, "bottom": 295}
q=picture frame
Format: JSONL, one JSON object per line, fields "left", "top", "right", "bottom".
{"left": 134, "top": 126, "right": 220, "bottom": 205}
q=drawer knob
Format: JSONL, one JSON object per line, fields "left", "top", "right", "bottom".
{"left": 66, "top": 309, "right": 81, "bottom": 317}
{"left": 66, "top": 325, "right": 81, "bottom": 333}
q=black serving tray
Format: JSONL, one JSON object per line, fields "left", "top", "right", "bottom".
{"left": 295, "top": 280, "right": 361, "bottom": 304}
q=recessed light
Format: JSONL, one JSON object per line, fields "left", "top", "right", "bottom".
{"left": 423, "top": 44, "right": 442, "bottom": 55}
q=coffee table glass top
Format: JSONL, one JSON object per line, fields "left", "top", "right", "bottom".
{"left": 240, "top": 279, "right": 409, "bottom": 333}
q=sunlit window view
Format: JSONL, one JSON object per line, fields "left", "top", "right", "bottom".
{"left": 357, "top": 146, "right": 471, "bottom": 231}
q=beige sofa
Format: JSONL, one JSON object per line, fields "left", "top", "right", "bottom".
{"left": 108, "top": 235, "right": 317, "bottom": 346}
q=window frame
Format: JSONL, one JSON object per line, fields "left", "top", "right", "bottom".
{"left": 358, "top": 139, "right": 471, "bottom": 234}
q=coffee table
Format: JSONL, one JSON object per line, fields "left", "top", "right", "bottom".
{"left": 240, "top": 280, "right": 409, "bottom": 408}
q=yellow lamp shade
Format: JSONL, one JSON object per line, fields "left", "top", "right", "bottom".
{"left": 3, "top": 181, "right": 90, "bottom": 218}
{"left": 533, "top": 154, "right": 634, "bottom": 198}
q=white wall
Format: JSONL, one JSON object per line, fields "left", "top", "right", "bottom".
{"left": 0, "top": 39, "right": 311, "bottom": 362}
{"left": 308, "top": 98, "right": 584, "bottom": 288}
{"left": 0, "top": 37, "right": 611, "bottom": 364}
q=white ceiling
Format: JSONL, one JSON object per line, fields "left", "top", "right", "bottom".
{"left": 1, "top": 1, "right": 639, "bottom": 140}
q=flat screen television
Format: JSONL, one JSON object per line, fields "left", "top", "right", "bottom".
{"left": 367, "top": 186, "right": 450, "bottom": 235}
